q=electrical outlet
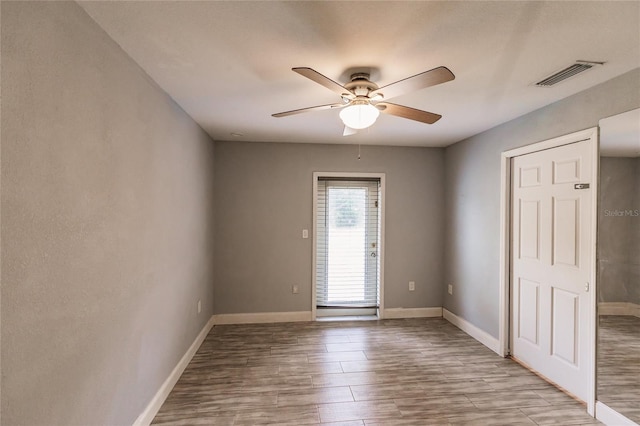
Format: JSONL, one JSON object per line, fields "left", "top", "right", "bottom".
{"left": 302, "top": 229, "right": 309, "bottom": 239}
{"left": 292, "top": 285, "right": 299, "bottom": 294}
{"left": 197, "top": 300, "right": 202, "bottom": 314}
{"left": 409, "top": 281, "right": 415, "bottom": 291}
{"left": 448, "top": 284, "right": 453, "bottom": 295}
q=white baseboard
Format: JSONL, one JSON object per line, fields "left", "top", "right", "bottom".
{"left": 212, "top": 311, "right": 312, "bottom": 325}
{"left": 213, "top": 308, "right": 445, "bottom": 323}
{"left": 598, "top": 302, "right": 640, "bottom": 318}
{"left": 596, "top": 401, "right": 639, "bottom": 426}
{"left": 443, "top": 308, "right": 501, "bottom": 356}
{"left": 133, "top": 315, "right": 215, "bottom": 426}
{"left": 383, "top": 307, "right": 443, "bottom": 319}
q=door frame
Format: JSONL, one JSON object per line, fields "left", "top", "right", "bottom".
{"left": 498, "top": 127, "right": 599, "bottom": 415}
{"left": 312, "top": 172, "right": 386, "bottom": 320}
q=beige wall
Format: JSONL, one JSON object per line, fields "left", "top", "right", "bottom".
{"left": 214, "top": 141, "right": 445, "bottom": 314}
{"left": 1, "top": 2, "right": 215, "bottom": 425}
{"left": 444, "top": 68, "right": 640, "bottom": 337}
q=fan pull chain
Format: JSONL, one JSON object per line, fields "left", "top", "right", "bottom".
{"left": 358, "top": 144, "right": 361, "bottom": 160}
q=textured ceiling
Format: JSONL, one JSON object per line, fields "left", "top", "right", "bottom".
{"left": 79, "top": 1, "right": 640, "bottom": 147}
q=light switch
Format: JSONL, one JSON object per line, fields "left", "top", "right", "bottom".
{"left": 302, "top": 229, "right": 309, "bottom": 239}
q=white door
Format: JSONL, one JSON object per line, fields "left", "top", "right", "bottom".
{"left": 511, "top": 140, "right": 594, "bottom": 401}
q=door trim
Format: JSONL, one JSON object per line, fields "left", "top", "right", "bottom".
{"left": 498, "top": 127, "right": 599, "bottom": 415}
{"left": 312, "top": 172, "right": 386, "bottom": 320}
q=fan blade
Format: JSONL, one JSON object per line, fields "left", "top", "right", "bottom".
{"left": 272, "top": 103, "right": 344, "bottom": 118}
{"left": 370, "top": 66, "right": 454, "bottom": 100}
{"left": 377, "top": 102, "right": 442, "bottom": 124}
{"left": 343, "top": 126, "right": 358, "bottom": 136}
{"left": 293, "top": 67, "right": 352, "bottom": 96}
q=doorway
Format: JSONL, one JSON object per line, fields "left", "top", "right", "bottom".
{"left": 499, "top": 128, "right": 599, "bottom": 415}
{"left": 312, "top": 173, "right": 385, "bottom": 319}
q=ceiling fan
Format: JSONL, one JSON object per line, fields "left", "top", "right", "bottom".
{"left": 272, "top": 66, "right": 455, "bottom": 135}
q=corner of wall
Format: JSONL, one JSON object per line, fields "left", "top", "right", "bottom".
{"left": 134, "top": 316, "right": 215, "bottom": 426}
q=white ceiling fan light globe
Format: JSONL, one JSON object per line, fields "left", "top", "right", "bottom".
{"left": 339, "top": 102, "right": 380, "bottom": 130}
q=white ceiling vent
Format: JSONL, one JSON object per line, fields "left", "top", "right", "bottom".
{"left": 535, "top": 61, "right": 604, "bottom": 87}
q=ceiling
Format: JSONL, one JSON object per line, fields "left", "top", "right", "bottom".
{"left": 78, "top": 1, "right": 640, "bottom": 147}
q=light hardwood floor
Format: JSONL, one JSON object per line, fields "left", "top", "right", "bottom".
{"left": 153, "top": 318, "right": 602, "bottom": 425}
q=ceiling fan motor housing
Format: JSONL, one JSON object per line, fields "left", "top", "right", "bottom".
{"left": 345, "top": 73, "right": 379, "bottom": 97}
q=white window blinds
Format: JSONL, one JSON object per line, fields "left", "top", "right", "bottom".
{"left": 316, "top": 179, "right": 380, "bottom": 308}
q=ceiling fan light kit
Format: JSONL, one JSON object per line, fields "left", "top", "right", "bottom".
{"left": 339, "top": 101, "right": 380, "bottom": 130}
{"left": 273, "top": 66, "right": 455, "bottom": 135}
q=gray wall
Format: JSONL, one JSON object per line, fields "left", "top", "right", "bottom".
{"left": 444, "top": 68, "right": 640, "bottom": 337}
{"left": 635, "top": 159, "right": 640, "bottom": 303}
{"left": 214, "top": 142, "right": 444, "bottom": 314}
{"left": 1, "top": 3, "right": 215, "bottom": 425}
{"left": 598, "top": 157, "right": 640, "bottom": 305}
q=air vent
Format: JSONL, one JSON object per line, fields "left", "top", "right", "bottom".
{"left": 535, "top": 61, "right": 604, "bottom": 87}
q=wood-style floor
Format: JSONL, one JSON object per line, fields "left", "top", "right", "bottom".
{"left": 598, "top": 315, "right": 640, "bottom": 423}
{"left": 153, "top": 318, "right": 602, "bottom": 425}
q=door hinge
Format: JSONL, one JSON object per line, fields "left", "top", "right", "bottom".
{"left": 585, "top": 282, "right": 590, "bottom": 292}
